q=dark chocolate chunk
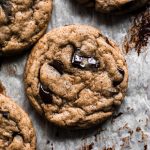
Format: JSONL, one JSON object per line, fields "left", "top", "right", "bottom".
{"left": 113, "top": 68, "right": 125, "bottom": 87}
{"left": 2, "top": 111, "right": 9, "bottom": 119}
{"left": 70, "top": 43, "right": 100, "bottom": 70}
{"left": 0, "top": 111, "right": 9, "bottom": 119}
{"left": 72, "top": 54, "right": 99, "bottom": 70}
{"left": 50, "top": 60, "right": 64, "bottom": 75}
{"left": 72, "top": 53, "right": 99, "bottom": 70}
{"left": 12, "top": 132, "right": 20, "bottom": 137}
{"left": 39, "top": 84, "right": 53, "bottom": 104}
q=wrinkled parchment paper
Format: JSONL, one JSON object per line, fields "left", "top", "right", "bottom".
{"left": 0, "top": 0, "right": 150, "bottom": 149}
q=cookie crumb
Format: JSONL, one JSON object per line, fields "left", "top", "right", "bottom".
{"left": 136, "top": 127, "right": 141, "bottom": 132}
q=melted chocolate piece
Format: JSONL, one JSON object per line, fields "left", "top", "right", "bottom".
{"left": 71, "top": 44, "right": 100, "bottom": 71}
{"left": 39, "top": 84, "right": 53, "bottom": 104}
{"left": 72, "top": 53, "right": 99, "bottom": 70}
{"left": 51, "top": 60, "right": 64, "bottom": 75}
{"left": 113, "top": 68, "right": 125, "bottom": 87}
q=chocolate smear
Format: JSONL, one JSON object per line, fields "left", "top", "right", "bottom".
{"left": 124, "top": 4, "right": 150, "bottom": 55}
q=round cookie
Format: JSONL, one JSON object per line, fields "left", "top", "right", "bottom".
{"left": 24, "top": 25, "right": 128, "bottom": 129}
{"left": 0, "top": 0, "right": 53, "bottom": 55}
{"left": 76, "top": 0, "right": 149, "bottom": 13}
{"left": 0, "top": 94, "right": 36, "bottom": 149}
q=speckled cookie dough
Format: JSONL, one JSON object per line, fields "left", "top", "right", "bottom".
{"left": 76, "top": 0, "right": 149, "bottom": 13}
{"left": 24, "top": 25, "right": 128, "bottom": 129}
{"left": 0, "top": 0, "right": 53, "bottom": 55}
{"left": 0, "top": 94, "right": 36, "bottom": 150}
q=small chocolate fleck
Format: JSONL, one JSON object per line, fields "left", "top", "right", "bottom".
{"left": 39, "top": 84, "right": 53, "bottom": 104}
{"left": 136, "top": 127, "right": 141, "bottom": 132}
{"left": 0, "top": 111, "right": 9, "bottom": 119}
{"left": 12, "top": 132, "right": 20, "bottom": 137}
{"left": 51, "top": 60, "right": 64, "bottom": 75}
{"left": 2, "top": 111, "right": 9, "bottom": 119}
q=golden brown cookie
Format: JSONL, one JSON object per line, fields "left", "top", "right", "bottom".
{"left": 0, "top": 94, "right": 36, "bottom": 149}
{"left": 24, "top": 25, "right": 128, "bottom": 128}
{"left": 0, "top": 0, "right": 53, "bottom": 55}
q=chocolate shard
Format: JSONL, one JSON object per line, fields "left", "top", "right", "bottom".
{"left": 39, "top": 84, "right": 53, "bottom": 104}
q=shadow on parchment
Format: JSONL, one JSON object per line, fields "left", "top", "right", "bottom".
{"left": 66, "top": 0, "right": 147, "bottom": 27}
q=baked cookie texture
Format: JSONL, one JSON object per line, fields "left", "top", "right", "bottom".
{"left": 0, "top": 94, "right": 36, "bottom": 150}
{"left": 0, "top": 0, "right": 53, "bottom": 55}
{"left": 24, "top": 25, "right": 128, "bottom": 129}
{"left": 77, "top": 0, "right": 149, "bottom": 13}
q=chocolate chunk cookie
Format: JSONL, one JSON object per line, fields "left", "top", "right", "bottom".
{"left": 0, "top": 0, "right": 53, "bottom": 55}
{"left": 0, "top": 94, "right": 36, "bottom": 149}
{"left": 24, "top": 25, "right": 128, "bottom": 128}
{"left": 76, "top": 0, "right": 149, "bottom": 13}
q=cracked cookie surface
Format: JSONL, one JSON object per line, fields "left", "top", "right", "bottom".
{"left": 76, "top": 0, "right": 149, "bottom": 13}
{"left": 24, "top": 25, "right": 128, "bottom": 128}
{"left": 0, "top": 94, "right": 36, "bottom": 150}
{"left": 0, "top": 0, "right": 53, "bottom": 55}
